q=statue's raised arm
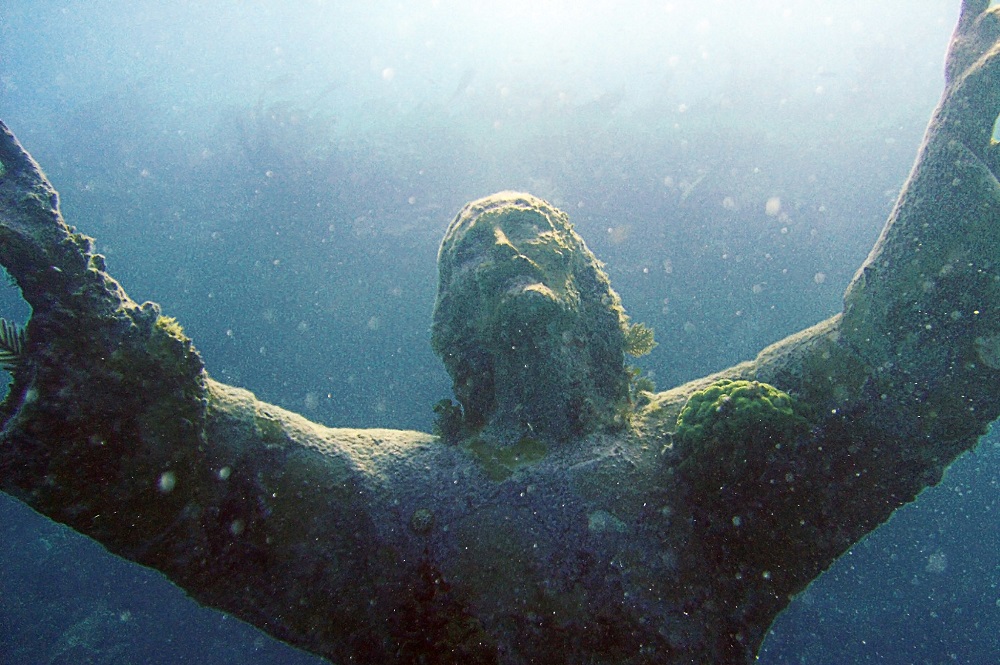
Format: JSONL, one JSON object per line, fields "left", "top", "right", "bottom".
{"left": 3, "top": 2, "right": 1000, "bottom": 663}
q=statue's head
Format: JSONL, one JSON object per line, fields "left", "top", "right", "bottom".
{"left": 431, "top": 192, "right": 634, "bottom": 443}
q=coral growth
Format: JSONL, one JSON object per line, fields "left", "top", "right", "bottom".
{"left": 675, "top": 379, "right": 809, "bottom": 450}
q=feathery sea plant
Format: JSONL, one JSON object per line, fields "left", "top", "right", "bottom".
{"left": 623, "top": 320, "right": 656, "bottom": 357}
{"left": 0, "top": 317, "right": 26, "bottom": 373}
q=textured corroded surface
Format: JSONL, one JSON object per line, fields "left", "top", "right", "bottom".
{"left": 2, "top": 2, "right": 1000, "bottom": 663}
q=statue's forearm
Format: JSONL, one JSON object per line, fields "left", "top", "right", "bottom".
{"left": 0, "top": 121, "right": 435, "bottom": 662}
{"left": 639, "top": 5, "right": 1000, "bottom": 631}
{"left": 809, "top": 0, "right": 1000, "bottom": 497}
{"left": 0, "top": 120, "right": 204, "bottom": 547}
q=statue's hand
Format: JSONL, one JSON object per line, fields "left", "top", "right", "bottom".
{"left": 942, "top": 1, "right": 1000, "bottom": 162}
{"left": 0, "top": 118, "right": 203, "bottom": 404}
{"left": 0, "top": 121, "right": 107, "bottom": 318}
{"left": 839, "top": 0, "right": 1000, "bottom": 462}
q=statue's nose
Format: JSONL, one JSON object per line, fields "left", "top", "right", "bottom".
{"left": 490, "top": 227, "right": 521, "bottom": 259}
{"left": 493, "top": 226, "right": 513, "bottom": 247}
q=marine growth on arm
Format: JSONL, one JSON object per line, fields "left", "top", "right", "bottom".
{"left": 2, "top": 1, "right": 1000, "bottom": 663}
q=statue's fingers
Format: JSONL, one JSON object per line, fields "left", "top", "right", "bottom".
{"left": 0, "top": 120, "right": 103, "bottom": 315}
{"left": 958, "top": 0, "right": 991, "bottom": 35}
{"left": 947, "top": 3, "right": 1000, "bottom": 85}
{"left": 0, "top": 120, "right": 61, "bottom": 233}
{"left": 980, "top": 6, "right": 1000, "bottom": 41}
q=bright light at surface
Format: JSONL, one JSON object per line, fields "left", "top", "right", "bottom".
{"left": 267, "top": 0, "right": 951, "bottom": 114}
{"left": 2, "top": 0, "right": 955, "bottom": 134}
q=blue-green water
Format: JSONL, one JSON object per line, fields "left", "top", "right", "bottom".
{"left": 2, "top": 1, "right": 998, "bottom": 662}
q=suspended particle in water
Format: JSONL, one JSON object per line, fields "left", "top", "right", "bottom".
{"left": 158, "top": 471, "right": 176, "bottom": 493}
{"left": 925, "top": 551, "right": 947, "bottom": 574}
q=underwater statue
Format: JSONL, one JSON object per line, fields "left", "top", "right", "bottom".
{"left": 431, "top": 192, "right": 646, "bottom": 444}
{"left": 3, "top": 1, "right": 1000, "bottom": 662}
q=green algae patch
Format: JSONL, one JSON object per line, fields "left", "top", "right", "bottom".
{"left": 674, "top": 379, "right": 809, "bottom": 451}
{"left": 154, "top": 314, "right": 186, "bottom": 340}
{"left": 674, "top": 379, "right": 820, "bottom": 584}
{"left": 466, "top": 436, "right": 547, "bottom": 481}
{"left": 673, "top": 378, "right": 813, "bottom": 499}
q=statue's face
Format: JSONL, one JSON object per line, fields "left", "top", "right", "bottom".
{"left": 432, "top": 192, "right": 630, "bottom": 440}
{"left": 448, "top": 205, "right": 578, "bottom": 330}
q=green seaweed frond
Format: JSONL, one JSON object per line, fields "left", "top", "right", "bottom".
{"left": 0, "top": 317, "right": 26, "bottom": 373}
{"left": 623, "top": 320, "right": 657, "bottom": 357}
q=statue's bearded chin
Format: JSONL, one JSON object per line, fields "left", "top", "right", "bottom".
{"left": 492, "top": 280, "right": 573, "bottom": 340}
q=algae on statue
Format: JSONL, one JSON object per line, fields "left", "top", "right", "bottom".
{"left": 2, "top": 1, "right": 1000, "bottom": 662}
{"left": 431, "top": 192, "right": 639, "bottom": 443}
